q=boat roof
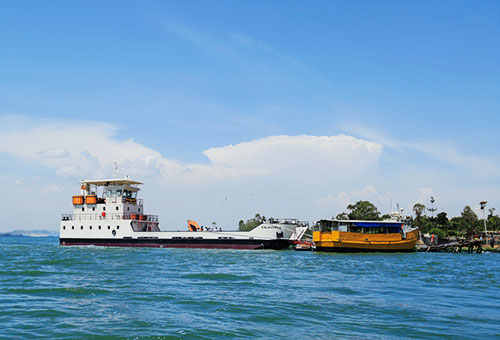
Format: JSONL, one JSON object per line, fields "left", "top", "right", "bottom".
{"left": 318, "top": 219, "right": 402, "bottom": 224}
{"left": 81, "top": 179, "right": 143, "bottom": 186}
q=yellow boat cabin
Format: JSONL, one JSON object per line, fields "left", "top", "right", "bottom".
{"left": 312, "top": 213, "right": 419, "bottom": 252}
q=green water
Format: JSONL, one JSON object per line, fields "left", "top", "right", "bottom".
{"left": 0, "top": 237, "right": 498, "bottom": 339}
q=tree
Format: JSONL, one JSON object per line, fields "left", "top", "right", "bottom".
{"left": 381, "top": 214, "right": 391, "bottom": 220}
{"left": 238, "top": 213, "right": 266, "bottom": 231}
{"left": 346, "top": 201, "right": 380, "bottom": 220}
{"left": 336, "top": 212, "right": 348, "bottom": 220}
{"left": 428, "top": 196, "right": 437, "bottom": 218}
{"left": 428, "top": 227, "right": 446, "bottom": 239}
{"left": 461, "top": 205, "right": 479, "bottom": 237}
{"left": 436, "top": 212, "right": 448, "bottom": 227}
{"left": 413, "top": 203, "right": 426, "bottom": 226}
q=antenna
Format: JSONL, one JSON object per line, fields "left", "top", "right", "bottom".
{"left": 113, "top": 162, "right": 118, "bottom": 179}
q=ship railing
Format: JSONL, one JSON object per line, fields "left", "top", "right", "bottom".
{"left": 62, "top": 213, "right": 158, "bottom": 221}
{"left": 267, "top": 218, "right": 309, "bottom": 226}
{"left": 123, "top": 214, "right": 158, "bottom": 222}
{"left": 61, "top": 214, "right": 73, "bottom": 221}
{"left": 104, "top": 197, "right": 144, "bottom": 205}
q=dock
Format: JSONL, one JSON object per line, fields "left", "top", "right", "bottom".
{"left": 421, "top": 240, "right": 498, "bottom": 253}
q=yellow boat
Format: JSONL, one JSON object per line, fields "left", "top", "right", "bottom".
{"left": 313, "top": 212, "right": 419, "bottom": 252}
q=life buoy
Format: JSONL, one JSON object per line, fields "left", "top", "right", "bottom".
{"left": 81, "top": 185, "right": 87, "bottom": 190}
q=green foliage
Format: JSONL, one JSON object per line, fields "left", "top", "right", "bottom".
{"left": 336, "top": 212, "right": 348, "bottom": 220}
{"left": 436, "top": 212, "right": 448, "bottom": 227}
{"left": 327, "top": 202, "right": 500, "bottom": 240}
{"left": 487, "top": 215, "right": 500, "bottom": 231}
{"left": 428, "top": 227, "right": 446, "bottom": 239}
{"left": 238, "top": 213, "right": 266, "bottom": 231}
{"left": 461, "top": 205, "right": 479, "bottom": 237}
{"left": 413, "top": 203, "right": 426, "bottom": 220}
{"left": 346, "top": 201, "right": 380, "bottom": 220}
{"left": 381, "top": 214, "right": 391, "bottom": 220}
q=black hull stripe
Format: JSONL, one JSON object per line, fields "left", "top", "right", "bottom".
{"left": 59, "top": 238, "right": 291, "bottom": 250}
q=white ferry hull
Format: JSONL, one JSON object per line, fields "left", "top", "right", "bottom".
{"left": 59, "top": 237, "right": 291, "bottom": 250}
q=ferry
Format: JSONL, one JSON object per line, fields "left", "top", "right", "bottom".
{"left": 312, "top": 212, "right": 419, "bottom": 252}
{"left": 59, "top": 178, "right": 308, "bottom": 249}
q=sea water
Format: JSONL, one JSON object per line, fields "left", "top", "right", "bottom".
{"left": 0, "top": 237, "right": 498, "bottom": 339}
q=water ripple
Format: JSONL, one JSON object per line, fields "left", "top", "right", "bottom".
{"left": 0, "top": 237, "right": 499, "bottom": 339}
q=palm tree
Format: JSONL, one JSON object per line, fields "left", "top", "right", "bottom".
{"left": 413, "top": 203, "right": 426, "bottom": 226}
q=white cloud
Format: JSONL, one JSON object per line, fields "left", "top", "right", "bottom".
{"left": 0, "top": 116, "right": 383, "bottom": 184}
{"left": 415, "top": 188, "right": 435, "bottom": 207}
{"left": 318, "top": 185, "right": 392, "bottom": 213}
{"left": 37, "top": 147, "right": 70, "bottom": 159}
{"left": 345, "top": 124, "right": 500, "bottom": 178}
{"left": 42, "top": 184, "right": 62, "bottom": 194}
{"left": 0, "top": 115, "right": 386, "bottom": 230}
{"left": 1, "top": 115, "right": 497, "bottom": 231}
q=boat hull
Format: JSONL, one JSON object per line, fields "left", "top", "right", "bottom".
{"left": 313, "top": 229, "right": 419, "bottom": 253}
{"left": 314, "top": 245, "right": 417, "bottom": 253}
{"left": 59, "top": 238, "right": 291, "bottom": 250}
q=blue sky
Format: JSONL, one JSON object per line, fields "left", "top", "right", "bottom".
{"left": 0, "top": 1, "right": 499, "bottom": 231}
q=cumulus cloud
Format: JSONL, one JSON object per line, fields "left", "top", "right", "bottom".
{"left": 2, "top": 115, "right": 495, "bottom": 231}
{"left": 0, "top": 115, "right": 181, "bottom": 179}
{"left": 0, "top": 115, "right": 388, "bottom": 229}
{"left": 0, "top": 116, "right": 382, "bottom": 185}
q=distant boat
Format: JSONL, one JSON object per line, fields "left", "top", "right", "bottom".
{"left": 59, "top": 177, "right": 308, "bottom": 250}
{"left": 312, "top": 212, "right": 419, "bottom": 252}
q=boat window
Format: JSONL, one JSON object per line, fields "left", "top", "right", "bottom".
{"left": 106, "top": 190, "right": 112, "bottom": 197}
{"left": 123, "top": 190, "right": 128, "bottom": 197}
{"left": 117, "top": 226, "right": 119, "bottom": 230}
{"left": 90, "top": 226, "right": 92, "bottom": 230}
{"left": 72, "top": 226, "right": 74, "bottom": 230}
{"left": 349, "top": 226, "right": 363, "bottom": 233}
{"left": 103, "top": 207, "right": 106, "bottom": 211}
{"left": 81, "top": 226, "right": 83, "bottom": 230}
{"left": 82, "top": 207, "right": 84, "bottom": 212}
{"left": 63, "top": 226, "right": 66, "bottom": 230}
{"left": 117, "top": 189, "right": 122, "bottom": 196}
{"left": 98, "top": 226, "right": 101, "bottom": 230}
{"left": 116, "top": 206, "right": 119, "bottom": 211}
{"left": 131, "top": 191, "right": 137, "bottom": 199}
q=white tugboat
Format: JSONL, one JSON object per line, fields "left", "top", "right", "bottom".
{"left": 59, "top": 178, "right": 308, "bottom": 249}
